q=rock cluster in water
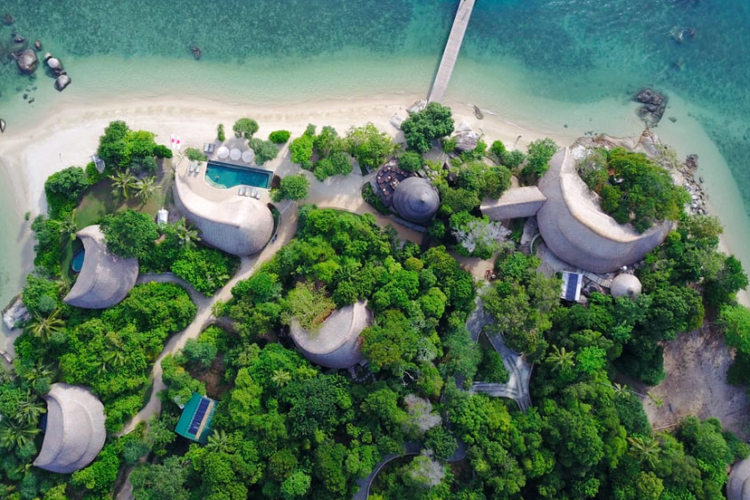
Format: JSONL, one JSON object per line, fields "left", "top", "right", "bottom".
{"left": 635, "top": 88, "right": 668, "bottom": 127}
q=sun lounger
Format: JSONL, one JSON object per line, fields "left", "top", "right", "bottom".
{"left": 195, "top": 165, "right": 201, "bottom": 174}
{"left": 238, "top": 186, "right": 245, "bottom": 196}
{"left": 188, "top": 163, "right": 195, "bottom": 173}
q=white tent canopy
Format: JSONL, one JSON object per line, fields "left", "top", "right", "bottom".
{"left": 242, "top": 150, "right": 255, "bottom": 164}
{"left": 217, "top": 146, "right": 229, "bottom": 159}
{"left": 230, "top": 148, "right": 242, "bottom": 161}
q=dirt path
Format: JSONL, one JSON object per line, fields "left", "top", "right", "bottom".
{"left": 643, "top": 326, "right": 750, "bottom": 439}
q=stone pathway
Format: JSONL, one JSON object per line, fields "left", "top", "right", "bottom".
{"left": 465, "top": 292, "right": 533, "bottom": 412}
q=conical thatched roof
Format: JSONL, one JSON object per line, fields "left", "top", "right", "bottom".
{"left": 173, "top": 172, "right": 273, "bottom": 256}
{"left": 33, "top": 383, "right": 106, "bottom": 474}
{"left": 728, "top": 457, "right": 750, "bottom": 500}
{"left": 63, "top": 225, "right": 138, "bottom": 309}
{"left": 391, "top": 177, "right": 439, "bottom": 224}
{"left": 536, "top": 148, "right": 671, "bottom": 273}
{"left": 290, "top": 301, "right": 371, "bottom": 369}
{"left": 481, "top": 186, "right": 547, "bottom": 220}
{"left": 610, "top": 273, "right": 642, "bottom": 299}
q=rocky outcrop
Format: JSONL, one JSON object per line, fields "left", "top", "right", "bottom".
{"left": 635, "top": 88, "right": 668, "bottom": 126}
{"left": 679, "top": 154, "right": 708, "bottom": 216}
{"left": 16, "top": 48, "right": 38, "bottom": 75}
{"left": 55, "top": 73, "right": 71, "bottom": 92}
{"left": 45, "top": 54, "right": 62, "bottom": 74}
{"left": 2, "top": 14, "right": 13, "bottom": 26}
{"left": 34, "top": 39, "right": 42, "bottom": 51}
{"left": 455, "top": 131, "right": 480, "bottom": 152}
{"left": 0, "top": 118, "right": 6, "bottom": 133}
{"left": 190, "top": 45, "right": 201, "bottom": 60}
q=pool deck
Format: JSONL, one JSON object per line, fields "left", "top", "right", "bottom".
{"left": 177, "top": 153, "right": 272, "bottom": 205}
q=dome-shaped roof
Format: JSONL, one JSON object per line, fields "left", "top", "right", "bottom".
{"left": 290, "top": 301, "right": 371, "bottom": 369}
{"left": 63, "top": 225, "right": 139, "bottom": 309}
{"left": 610, "top": 274, "right": 642, "bottom": 299}
{"left": 33, "top": 384, "right": 106, "bottom": 474}
{"left": 173, "top": 173, "right": 274, "bottom": 256}
{"left": 728, "top": 457, "right": 750, "bottom": 500}
{"left": 391, "top": 177, "right": 439, "bottom": 224}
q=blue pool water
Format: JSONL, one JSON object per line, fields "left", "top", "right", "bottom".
{"left": 71, "top": 249, "right": 85, "bottom": 273}
{"left": 205, "top": 162, "right": 272, "bottom": 190}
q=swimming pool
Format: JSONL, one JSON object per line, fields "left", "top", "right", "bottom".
{"left": 71, "top": 249, "right": 85, "bottom": 273}
{"left": 205, "top": 161, "right": 272, "bottom": 189}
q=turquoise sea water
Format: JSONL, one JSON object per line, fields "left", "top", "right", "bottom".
{"left": 1, "top": 0, "right": 750, "bottom": 313}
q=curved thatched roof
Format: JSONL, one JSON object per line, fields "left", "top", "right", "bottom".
{"left": 392, "top": 177, "right": 439, "bottom": 224}
{"left": 610, "top": 273, "right": 642, "bottom": 299}
{"left": 173, "top": 173, "right": 273, "bottom": 256}
{"left": 290, "top": 301, "right": 371, "bottom": 369}
{"left": 536, "top": 148, "right": 671, "bottom": 273}
{"left": 728, "top": 457, "right": 750, "bottom": 500}
{"left": 481, "top": 186, "right": 547, "bottom": 220}
{"left": 33, "top": 383, "right": 106, "bottom": 474}
{"left": 63, "top": 225, "right": 138, "bottom": 309}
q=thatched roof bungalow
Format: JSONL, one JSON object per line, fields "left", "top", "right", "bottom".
{"left": 728, "top": 457, "right": 750, "bottom": 500}
{"left": 392, "top": 177, "right": 440, "bottom": 224}
{"left": 63, "top": 225, "right": 138, "bottom": 309}
{"left": 481, "top": 186, "right": 547, "bottom": 220}
{"left": 173, "top": 172, "right": 273, "bottom": 256}
{"left": 33, "top": 383, "right": 106, "bottom": 474}
{"left": 536, "top": 148, "right": 671, "bottom": 273}
{"left": 290, "top": 301, "right": 371, "bottom": 369}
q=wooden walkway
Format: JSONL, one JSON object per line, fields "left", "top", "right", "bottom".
{"left": 427, "top": 0, "right": 477, "bottom": 104}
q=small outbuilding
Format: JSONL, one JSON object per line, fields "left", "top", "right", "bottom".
{"left": 391, "top": 177, "right": 440, "bottom": 224}
{"left": 175, "top": 393, "right": 217, "bottom": 444}
{"left": 561, "top": 272, "right": 583, "bottom": 302}
{"left": 290, "top": 301, "right": 372, "bottom": 369}
{"left": 33, "top": 383, "right": 106, "bottom": 474}
{"left": 610, "top": 273, "right": 642, "bottom": 299}
{"left": 63, "top": 225, "right": 139, "bottom": 309}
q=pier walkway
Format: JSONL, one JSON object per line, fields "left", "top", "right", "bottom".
{"left": 427, "top": 0, "right": 477, "bottom": 103}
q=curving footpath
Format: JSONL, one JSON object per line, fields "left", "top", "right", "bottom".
{"left": 465, "top": 292, "right": 533, "bottom": 413}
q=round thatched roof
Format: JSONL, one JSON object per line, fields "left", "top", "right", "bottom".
{"left": 290, "top": 301, "right": 371, "bottom": 369}
{"left": 63, "top": 225, "right": 139, "bottom": 309}
{"left": 173, "top": 173, "right": 273, "bottom": 256}
{"left": 610, "top": 273, "right": 642, "bottom": 299}
{"left": 392, "top": 177, "right": 439, "bottom": 224}
{"left": 728, "top": 457, "right": 750, "bottom": 500}
{"left": 536, "top": 148, "right": 671, "bottom": 274}
{"left": 33, "top": 383, "right": 106, "bottom": 474}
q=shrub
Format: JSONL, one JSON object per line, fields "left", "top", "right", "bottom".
{"left": 346, "top": 123, "right": 395, "bottom": 171}
{"left": 249, "top": 138, "right": 280, "bottom": 165}
{"left": 153, "top": 144, "right": 172, "bottom": 159}
{"left": 85, "top": 161, "right": 102, "bottom": 185}
{"left": 233, "top": 118, "right": 259, "bottom": 139}
{"left": 490, "top": 140, "right": 506, "bottom": 163}
{"left": 399, "top": 152, "right": 423, "bottom": 172}
{"left": 269, "top": 130, "right": 291, "bottom": 144}
{"left": 184, "top": 147, "right": 207, "bottom": 162}
{"left": 44, "top": 166, "right": 90, "bottom": 219}
{"left": 217, "top": 123, "right": 225, "bottom": 142}
{"left": 100, "top": 210, "right": 159, "bottom": 258}
{"left": 271, "top": 174, "right": 310, "bottom": 203}
{"left": 290, "top": 135, "right": 314, "bottom": 165}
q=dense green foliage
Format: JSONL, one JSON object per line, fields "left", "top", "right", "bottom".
{"left": 519, "top": 138, "right": 557, "bottom": 185}
{"left": 96, "top": 120, "right": 162, "bottom": 173}
{"left": 271, "top": 174, "right": 310, "bottom": 202}
{"left": 398, "top": 151, "right": 423, "bottom": 172}
{"left": 401, "top": 103, "right": 455, "bottom": 153}
{"left": 269, "top": 130, "right": 291, "bottom": 144}
{"left": 290, "top": 125, "right": 355, "bottom": 180}
{"left": 101, "top": 209, "right": 160, "bottom": 258}
{"left": 184, "top": 147, "right": 207, "bottom": 162}
{"left": 578, "top": 147, "right": 690, "bottom": 232}
{"left": 233, "top": 117, "right": 260, "bottom": 139}
{"left": 362, "top": 182, "right": 391, "bottom": 215}
{"left": 44, "top": 167, "right": 90, "bottom": 218}
{"left": 249, "top": 137, "right": 281, "bottom": 165}
{"left": 346, "top": 123, "right": 395, "bottom": 171}
{"left": 217, "top": 123, "right": 226, "bottom": 142}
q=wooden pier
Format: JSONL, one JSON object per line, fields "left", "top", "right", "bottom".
{"left": 427, "top": 0, "right": 476, "bottom": 104}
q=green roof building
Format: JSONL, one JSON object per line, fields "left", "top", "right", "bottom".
{"left": 175, "top": 393, "right": 217, "bottom": 444}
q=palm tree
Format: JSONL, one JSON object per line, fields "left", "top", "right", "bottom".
{"left": 110, "top": 170, "right": 137, "bottom": 199}
{"left": 0, "top": 419, "right": 40, "bottom": 450}
{"left": 24, "top": 309, "right": 65, "bottom": 343}
{"left": 16, "top": 396, "right": 44, "bottom": 426}
{"left": 21, "top": 362, "right": 54, "bottom": 387}
{"left": 206, "top": 429, "right": 232, "bottom": 454}
{"left": 628, "top": 436, "right": 661, "bottom": 467}
{"left": 58, "top": 209, "right": 79, "bottom": 241}
{"left": 102, "top": 331, "right": 127, "bottom": 368}
{"left": 545, "top": 345, "right": 576, "bottom": 372}
{"left": 271, "top": 369, "right": 292, "bottom": 387}
{"left": 174, "top": 218, "right": 201, "bottom": 249}
{"left": 134, "top": 176, "right": 160, "bottom": 204}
